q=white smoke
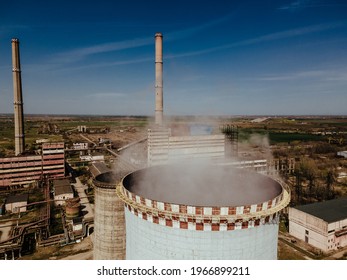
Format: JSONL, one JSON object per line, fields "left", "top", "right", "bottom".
{"left": 125, "top": 163, "right": 282, "bottom": 207}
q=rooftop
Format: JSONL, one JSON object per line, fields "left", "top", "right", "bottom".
{"left": 294, "top": 196, "right": 347, "bottom": 223}
{"left": 54, "top": 183, "right": 73, "bottom": 196}
{"left": 6, "top": 193, "right": 29, "bottom": 204}
{"left": 72, "top": 217, "right": 83, "bottom": 224}
{"left": 89, "top": 162, "right": 111, "bottom": 178}
{"left": 52, "top": 178, "right": 71, "bottom": 188}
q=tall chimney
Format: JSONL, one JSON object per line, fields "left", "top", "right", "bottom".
{"left": 155, "top": 33, "right": 163, "bottom": 126}
{"left": 12, "top": 38, "right": 25, "bottom": 155}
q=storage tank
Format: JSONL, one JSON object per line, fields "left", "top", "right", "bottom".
{"left": 65, "top": 197, "right": 80, "bottom": 219}
{"left": 93, "top": 172, "right": 125, "bottom": 260}
{"left": 117, "top": 164, "right": 290, "bottom": 259}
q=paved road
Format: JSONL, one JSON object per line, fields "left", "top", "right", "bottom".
{"left": 72, "top": 177, "right": 94, "bottom": 220}
{"left": 280, "top": 231, "right": 347, "bottom": 260}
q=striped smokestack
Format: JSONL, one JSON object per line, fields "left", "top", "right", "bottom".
{"left": 155, "top": 33, "right": 163, "bottom": 126}
{"left": 12, "top": 38, "right": 25, "bottom": 155}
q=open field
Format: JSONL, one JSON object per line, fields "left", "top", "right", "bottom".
{"left": 0, "top": 114, "right": 149, "bottom": 156}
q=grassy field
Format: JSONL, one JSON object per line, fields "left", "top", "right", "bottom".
{"left": 238, "top": 128, "right": 324, "bottom": 144}
{"left": 0, "top": 115, "right": 149, "bottom": 155}
{"left": 1, "top": 114, "right": 345, "bottom": 151}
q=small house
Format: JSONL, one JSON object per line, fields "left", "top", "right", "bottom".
{"left": 5, "top": 193, "right": 29, "bottom": 213}
{"left": 53, "top": 178, "right": 74, "bottom": 206}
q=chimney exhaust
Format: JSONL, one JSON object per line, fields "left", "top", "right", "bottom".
{"left": 12, "top": 38, "right": 25, "bottom": 155}
{"left": 155, "top": 33, "right": 163, "bottom": 126}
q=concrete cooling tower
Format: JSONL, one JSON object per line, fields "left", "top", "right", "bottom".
{"left": 93, "top": 172, "right": 125, "bottom": 260}
{"left": 117, "top": 164, "right": 290, "bottom": 260}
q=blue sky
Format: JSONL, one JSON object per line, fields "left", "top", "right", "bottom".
{"left": 0, "top": 0, "right": 346, "bottom": 116}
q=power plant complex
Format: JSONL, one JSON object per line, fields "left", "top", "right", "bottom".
{"left": 0, "top": 39, "right": 65, "bottom": 189}
{"left": 1, "top": 33, "right": 298, "bottom": 260}
{"left": 92, "top": 32, "right": 291, "bottom": 260}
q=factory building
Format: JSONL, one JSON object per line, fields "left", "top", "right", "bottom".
{"left": 92, "top": 32, "right": 293, "bottom": 260}
{"left": 148, "top": 127, "right": 225, "bottom": 166}
{"left": 0, "top": 40, "right": 65, "bottom": 189}
{"left": 72, "top": 143, "right": 89, "bottom": 150}
{"left": 289, "top": 197, "right": 347, "bottom": 252}
{"left": 52, "top": 178, "right": 74, "bottom": 206}
{"left": 5, "top": 193, "right": 28, "bottom": 213}
{"left": 149, "top": 33, "right": 226, "bottom": 166}
{"left": 41, "top": 143, "right": 65, "bottom": 176}
{"left": 80, "top": 154, "right": 104, "bottom": 162}
{"left": 0, "top": 142, "right": 65, "bottom": 188}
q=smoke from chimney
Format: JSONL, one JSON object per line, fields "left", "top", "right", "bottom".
{"left": 155, "top": 33, "right": 163, "bottom": 126}
{"left": 12, "top": 38, "right": 25, "bottom": 155}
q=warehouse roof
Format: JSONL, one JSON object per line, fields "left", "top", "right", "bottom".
{"left": 6, "top": 193, "right": 29, "bottom": 204}
{"left": 294, "top": 196, "right": 347, "bottom": 223}
{"left": 55, "top": 184, "right": 73, "bottom": 196}
{"left": 52, "top": 178, "right": 71, "bottom": 187}
{"left": 53, "top": 179, "right": 73, "bottom": 196}
{"left": 89, "top": 162, "right": 111, "bottom": 178}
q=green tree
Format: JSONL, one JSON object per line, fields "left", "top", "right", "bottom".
{"left": 324, "top": 169, "right": 336, "bottom": 199}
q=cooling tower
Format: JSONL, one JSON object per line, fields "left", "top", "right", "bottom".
{"left": 93, "top": 172, "right": 125, "bottom": 260}
{"left": 117, "top": 164, "right": 290, "bottom": 259}
{"left": 11, "top": 38, "right": 25, "bottom": 155}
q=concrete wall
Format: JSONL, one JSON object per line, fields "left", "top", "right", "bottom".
{"left": 328, "top": 218, "right": 347, "bottom": 232}
{"left": 289, "top": 207, "right": 347, "bottom": 252}
{"left": 289, "top": 207, "right": 328, "bottom": 251}
{"left": 328, "top": 218, "right": 347, "bottom": 250}
{"left": 168, "top": 134, "right": 225, "bottom": 161}
{"left": 54, "top": 193, "right": 74, "bottom": 206}
{"left": 336, "top": 231, "right": 347, "bottom": 249}
{"left": 5, "top": 201, "right": 27, "bottom": 213}
{"left": 93, "top": 184, "right": 125, "bottom": 260}
{"left": 148, "top": 128, "right": 225, "bottom": 166}
{"left": 125, "top": 207, "right": 279, "bottom": 260}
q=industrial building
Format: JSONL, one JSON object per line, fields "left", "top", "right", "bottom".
{"left": 0, "top": 39, "right": 65, "bottom": 189}
{"left": 52, "top": 178, "right": 74, "bottom": 206}
{"left": 0, "top": 34, "right": 299, "bottom": 260}
{"left": 80, "top": 154, "right": 104, "bottom": 162}
{"left": 148, "top": 33, "right": 227, "bottom": 166}
{"left": 0, "top": 142, "right": 65, "bottom": 188}
{"left": 5, "top": 193, "right": 28, "bottom": 213}
{"left": 72, "top": 143, "right": 89, "bottom": 150}
{"left": 289, "top": 197, "right": 347, "bottom": 252}
{"left": 88, "top": 32, "right": 294, "bottom": 260}
{"left": 147, "top": 127, "right": 225, "bottom": 166}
